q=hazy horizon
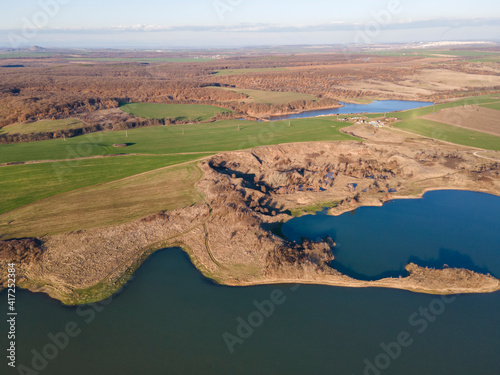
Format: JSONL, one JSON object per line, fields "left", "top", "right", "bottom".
{"left": 1, "top": 0, "right": 499, "bottom": 49}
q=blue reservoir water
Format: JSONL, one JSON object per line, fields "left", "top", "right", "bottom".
{"left": 282, "top": 190, "right": 500, "bottom": 280}
{"left": 1, "top": 191, "right": 499, "bottom": 375}
{"left": 271, "top": 100, "right": 434, "bottom": 120}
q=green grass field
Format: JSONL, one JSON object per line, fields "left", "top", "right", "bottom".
{"left": 468, "top": 57, "right": 500, "bottom": 63}
{"left": 0, "top": 154, "right": 210, "bottom": 215}
{"left": 120, "top": 103, "right": 231, "bottom": 121}
{"left": 393, "top": 118, "right": 500, "bottom": 151}
{"left": 388, "top": 94, "right": 500, "bottom": 120}
{"left": 0, "top": 118, "right": 358, "bottom": 164}
{"left": 213, "top": 67, "right": 288, "bottom": 76}
{"left": 0, "top": 118, "right": 85, "bottom": 135}
{"left": 0, "top": 163, "right": 203, "bottom": 238}
{"left": 219, "top": 87, "right": 316, "bottom": 105}
{"left": 479, "top": 102, "right": 500, "bottom": 111}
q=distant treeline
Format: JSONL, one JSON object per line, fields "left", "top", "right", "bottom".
{"left": 0, "top": 110, "right": 237, "bottom": 144}
{"left": 0, "top": 119, "right": 149, "bottom": 144}
{"left": 1, "top": 53, "right": 499, "bottom": 133}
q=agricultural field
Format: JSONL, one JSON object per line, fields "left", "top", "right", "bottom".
{"left": 385, "top": 94, "right": 500, "bottom": 149}
{"left": 0, "top": 118, "right": 85, "bottom": 135}
{"left": 392, "top": 118, "right": 500, "bottom": 151}
{"left": 119, "top": 103, "right": 231, "bottom": 121}
{"left": 0, "top": 52, "right": 56, "bottom": 58}
{"left": 0, "top": 163, "right": 203, "bottom": 238}
{"left": 68, "top": 57, "right": 215, "bottom": 63}
{"left": 0, "top": 154, "right": 210, "bottom": 215}
{"left": 372, "top": 49, "right": 500, "bottom": 58}
{"left": 0, "top": 118, "right": 357, "bottom": 164}
{"left": 387, "top": 94, "right": 500, "bottom": 120}
{"left": 422, "top": 105, "right": 500, "bottom": 137}
{"left": 213, "top": 67, "right": 288, "bottom": 75}
{"left": 468, "top": 57, "right": 500, "bottom": 63}
{"left": 480, "top": 102, "right": 500, "bottom": 111}
{"left": 217, "top": 87, "right": 317, "bottom": 105}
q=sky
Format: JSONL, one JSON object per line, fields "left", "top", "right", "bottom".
{"left": 0, "top": 0, "right": 499, "bottom": 48}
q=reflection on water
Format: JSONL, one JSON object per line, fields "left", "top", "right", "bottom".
{"left": 2, "top": 191, "right": 499, "bottom": 375}
{"left": 2, "top": 248, "right": 500, "bottom": 375}
{"left": 271, "top": 100, "right": 434, "bottom": 120}
{"left": 282, "top": 190, "right": 500, "bottom": 280}
{"left": 408, "top": 247, "right": 492, "bottom": 276}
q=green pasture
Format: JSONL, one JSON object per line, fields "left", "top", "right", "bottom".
{"left": 120, "top": 103, "right": 231, "bottom": 121}
{"left": 393, "top": 118, "right": 500, "bottom": 151}
{"left": 0, "top": 118, "right": 358, "bottom": 164}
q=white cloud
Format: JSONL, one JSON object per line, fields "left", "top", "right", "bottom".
{"left": 1, "top": 18, "right": 498, "bottom": 34}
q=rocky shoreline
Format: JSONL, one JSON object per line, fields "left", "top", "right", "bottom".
{"left": 1, "top": 131, "right": 500, "bottom": 304}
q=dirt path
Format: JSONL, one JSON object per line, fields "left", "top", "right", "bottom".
{"left": 473, "top": 151, "right": 500, "bottom": 162}
{"left": 91, "top": 163, "right": 225, "bottom": 286}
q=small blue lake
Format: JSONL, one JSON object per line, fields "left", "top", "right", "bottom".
{"left": 282, "top": 190, "right": 500, "bottom": 281}
{"left": 271, "top": 100, "right": 434, "bottom": 120}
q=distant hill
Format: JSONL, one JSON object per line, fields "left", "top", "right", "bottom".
{"left": 27, "top": 45, "right": 48, "bottom": 52}
{"left": 0, "top": 45, "right": 49, "bottom": 53}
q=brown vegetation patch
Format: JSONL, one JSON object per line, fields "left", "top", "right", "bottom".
{"left": 0, "top": 238, "right": 45, "bottom": 263}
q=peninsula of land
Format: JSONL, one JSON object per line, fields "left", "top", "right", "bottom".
{"left": 1, "top": 125, "right": 499, "bottom": 305}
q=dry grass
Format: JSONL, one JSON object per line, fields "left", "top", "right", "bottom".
{"left": 422, "top": 105, "right": 500, "bottom": 137}
{"left": 336, "top": 68, "right": 500, "bottom": 100}
{"left": 476, "top": 151, "right": 500, "bottom": 161}
{"left": 0, "top": 163, "right": 203, "bottom": 239}
{"left": 0, "top": 118, "right": 84, "bottom": 134}
{"left": 403, "top": 69, "right": 500, "bottom": 91}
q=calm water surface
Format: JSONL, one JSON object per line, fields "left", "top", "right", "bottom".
{"left": 2, "top": 191, "right": 499, "bottom": 375}
{"left": 283, "top": 190, "right": 500, "bottom": 280}
{"left": 271, "top": 100, "right": 434, "bottom": 120}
